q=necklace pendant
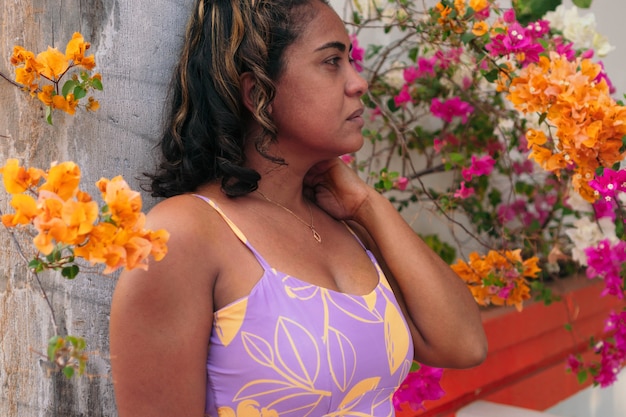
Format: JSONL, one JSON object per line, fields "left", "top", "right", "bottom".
{"left": 312, "top": 228, "right": 322, "bottom": 243}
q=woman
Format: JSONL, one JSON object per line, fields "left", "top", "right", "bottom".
{"left": 109, "top": 0, "right": 487, "bottom": 416}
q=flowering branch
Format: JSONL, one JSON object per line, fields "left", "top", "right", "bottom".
{"left": 2, "top": 33, "right": 169, "bottom": 379}
{"left": 344, "top": 0, "right": 626, "bottom": 410}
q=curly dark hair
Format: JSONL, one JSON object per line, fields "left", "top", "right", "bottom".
{"left": 147, "top": 0, "right": 329, "bottom": 198}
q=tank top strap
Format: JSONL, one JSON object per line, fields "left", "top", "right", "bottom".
{"left": 191, "top": 194, "right": 272, "bottom": 271}
{"left": 342, "top": 221, "right": 367, "bottom": 250}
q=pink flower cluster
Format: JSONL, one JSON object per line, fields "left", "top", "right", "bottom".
{"left": 585, "top": 239, "right": 626, "bottom": 299}
{"left": 393, "top": 365, "right": 444, "bottom": 412}
{"left": 568, "top": 310, "right": 626, "bottom": 387}
{"left": 430, "top": 97, "right": 475, "bottom": 124}
{"left": 589, "top": 168, "right": 626, "bottom": 220}
{"left": 393, "top": 49, "right": 464, "bottom": 107}
{"left": 349, "top": 34, "right": 365, "bottom": 72}
{"left": 486, "top": 21, "right": 545, "bottom": 65}
{"left": 454, "top": 155, "right": 496, "bottom": 199}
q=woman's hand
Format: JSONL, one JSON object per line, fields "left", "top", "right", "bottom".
{"left": 306, "top": 158, "right": 488, "bottom": 369}
{"left": 304, "top": 158, "right": 372, "bottom": 220}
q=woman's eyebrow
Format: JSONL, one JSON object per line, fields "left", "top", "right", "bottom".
{"left": 315, "top": 41, "right": 347, "bottom": 52}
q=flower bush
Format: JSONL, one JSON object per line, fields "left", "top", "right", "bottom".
{"left": 6, "top": 32, "right": 102, "bottom": 124}
{"left": 344, "top": 0, "right": 626, "bottom": 411}
{"left": 0, "top": 159, "right": 169, "bottom": 377}
{"left": 1, "top": 33, "right": 168, "bottom": 378}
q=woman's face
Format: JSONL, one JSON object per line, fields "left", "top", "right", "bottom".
{"left": 270, "top": 1, "right": 369, "bottom": 162}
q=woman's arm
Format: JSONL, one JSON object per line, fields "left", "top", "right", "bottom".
{"left": 109, "top": 196, "right": 217, "bottom": 417}
{"left": 305, "top": 159, "right": 487, "bottom": 369}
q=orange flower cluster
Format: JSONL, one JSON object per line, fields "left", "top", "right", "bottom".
{"left": 1, "top": 159, "right": 169, "bottom": 274}
{"left": 435, "top": 0, "right": 491, "bottom": 33}
{"left": 506, "top": 52, "right": 626, "bottom": 201}
{"left": 11, "top": 32, "right": 101, "bottom": 116}
{"left": 451, "top": 249, "right": 541, "bottom": 311}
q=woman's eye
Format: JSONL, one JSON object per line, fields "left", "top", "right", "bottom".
{"left": 326, "top": 57, "right": 340, "bottom": 66}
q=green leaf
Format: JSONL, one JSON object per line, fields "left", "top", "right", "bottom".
{"left": 538, "top": 112, "right": 548, "bottom": 125}
{"left": 572, "top": 0, "right": 592, "bottom": 8}
{"left": 482, "top": 69, "right": 500, "bottom": 83}
{"left": 577, "top": 369, "right": 588, "bottom": 384}
{"left": 448, "top": 153, "right": 465, "bottom": 164}
{"left": 47, "top": 336, "right": 62, "bottom": 361}
{"left": 29, "top": 258, "right": 45, "bottom": 272}
{"left": 73, "top": 86, "right": 87, "bottom": 100}
{"left": 62, "top": 80, "right": 77, "bottom": 97}
{"left": 460, "top": 32, "right": 476, "bottom": 45}
{"left": 63, "top": 366, "right": 75, "bottom": 378}
{"left": 46, "top": 106, "right": 53, "bottom": 125}
{"left": 91, "top": 77, "right": 103, "bottom": 91}
{"left": 513, "top": 0, "right": 561, "bottom": 25}
{"left": 62, "top": 265, "right": 80, "bottom": 279}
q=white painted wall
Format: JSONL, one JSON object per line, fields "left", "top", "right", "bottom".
{"left": 546, "top": 370, "right": 626, "bottom": 417}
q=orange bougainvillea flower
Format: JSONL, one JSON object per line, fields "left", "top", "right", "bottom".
{"left": 65, "top": 32, "right": 95, "bottom": 70}
{"left": 37, "top": 84, "right": 55, "bottom": 106}
{"left": 0, "top": 159, "right": 44, "bottom": 194}
{"left": 10, "top": 33, "right": 102, "bottom": 122}
{"left": 11, "top": 46, "right": 43, "bottom": 93}
{"left": 506, "top": 52, "right": 626, "bottom": 201}
{"left": 52, "top": 93, "right": 80, "bottom": 115}
{"left": 452, "top": 249, "right": 541, "bottom": 311}
{"left": 39, "top": 161, "right": 81, "bottom": 201}
{"left": 85, "top": 96, "right": 100, "bottom": 112}
{"left": 36, "top": 46, "right": 70, "bottom": 80}
{"left": 472, "top": 21, "right": 489, "bottom": 37}
{"left": 1, "top": 161, "right": 169, "bottom": 273}
{"left": 469, "top": 0, "right": 489, "bottom": 13}
{"left": 2, "top": 194, "right": 40, "bottom": 227}
{"left": 10, "top": 45, "right": 34, "bottom": 66}
{"left": 97, "top": 176, "right": 143, "bottom": 228}
{"left": 61, "top": 198, "right": 99, "bottom": 237}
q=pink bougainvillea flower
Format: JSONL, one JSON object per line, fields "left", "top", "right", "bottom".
{"left": 461, "top": 155, "right": 496, "bottom": 182}
{"left": 503, "top": 8, "right": 517, "bottom": 23}
{"left": 485, "top": 22, "right": 544, "bottom": 64}
{"left": 525, "top": 19, "right": 550, "bottom": 39}
{"left": 512, "top": 160, "right": 535, "bottom": 175}
{"left": 416, "top": 56, "right": 437, "bottom": 78}
{"left": 339, "top": 154, "right": 355, "bottom": 165}
{"left": 349, "top": 34, "right": 364, "bottom": 72}
{"left": 454, "top": 182, "right": 475, "bottom": 199}
{"left": 403, "top": 66, "right": 420, "bottom": 84}
{"left": 393, "top": 365, "right": 444, "bottom": 412}
{"left": 435, "top": 47, "right": 463, "bottom": 69}
{"left": 589, "top": 168, "right": 626, "bottom": 201}
{"left": 585, "top": 239, "right": 626, "bottom": 299}
{"left": 394, "top": 84, "right": 412, "bottom": 107}
{"left": 369, "top": 105, "right": 382, "bottom": 121}
{"left": 394, "top": 176, "right": 409, "bottom": 191}
{"left": 553, "top": 37, "right": 577, "bottom": 61}
{"left": 595, "top": 61, "right": 616, "bottom": 94}
{"left": 430, "top": 96, "right": 474, "bottom": 123}
{"left": 593, "top": 199, "right": 616, "bottom": 221}
{"left": 497, "top": 199, "right": 527, "bottom": 223}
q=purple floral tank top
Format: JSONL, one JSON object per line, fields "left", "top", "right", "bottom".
{"left": 194, "top": 195, "right": 414, "bottom": 417}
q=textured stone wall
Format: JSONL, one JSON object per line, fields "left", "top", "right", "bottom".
{"left": 0, "top": 1, "right": 191, "bottom": 416}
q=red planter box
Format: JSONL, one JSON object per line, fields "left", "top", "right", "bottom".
{"left": 397, "top": 276, "right": 624, "bottom": 417}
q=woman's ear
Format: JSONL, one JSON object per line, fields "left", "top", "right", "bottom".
{"left": 240, "top": 72, "right": 256, "bottom": 113}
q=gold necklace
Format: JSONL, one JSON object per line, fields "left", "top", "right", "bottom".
{"left": 257, "top": 191, "right": 322, "bottom": 243}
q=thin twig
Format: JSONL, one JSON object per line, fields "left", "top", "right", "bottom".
{"left": 0, "top": 70, "right": 22, "bottom": 88}
{"left": 0, "top": 207, "right": 60, "bottom": 335}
